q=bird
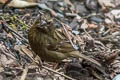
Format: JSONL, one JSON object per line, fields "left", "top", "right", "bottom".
{"left": 0, "top": 0, "right": 39, "bottom": 9}
{"left": 28, "top": 15, "right": 101, "bottom": 67}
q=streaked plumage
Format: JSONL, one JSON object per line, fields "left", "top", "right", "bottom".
{"left": 28, "top": 18, "right": 101, "bottom": 66}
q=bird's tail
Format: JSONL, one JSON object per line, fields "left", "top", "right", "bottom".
{"left": 69, "top": 51, "right": 102, "bottom": 67}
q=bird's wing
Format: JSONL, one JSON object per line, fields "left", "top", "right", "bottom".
{"left": 46, "top": 28, "right": 102, "bottom": 66}
{"left": 46, "top": 28, "right": 75, "bottom": 53}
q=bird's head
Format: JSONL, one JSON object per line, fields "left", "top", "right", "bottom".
{"left": 32, "top": 12, "right": 54, "bottom": 34}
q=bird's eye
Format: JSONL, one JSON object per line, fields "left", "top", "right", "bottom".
{"left": 47, "top": 21, "right": 51, "bottom": 24}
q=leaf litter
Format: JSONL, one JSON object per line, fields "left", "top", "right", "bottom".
{"left": 0, "top": 0, "right": 120, "bottom": 80}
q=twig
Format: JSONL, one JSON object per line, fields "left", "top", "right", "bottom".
{"left": 55, "top": 19, "right": 75, "bottom": 49}
{"left": 20, "top": 66, "right": 28, "bottom": 80}
{"left": 34, "top": 61, "right": 76, "bottom": 80}
{"left": 83, "top": 29, "right": 94, "bottom": 40}
{"left": 61, "top": 23, "right": 75, "bottom": 48}
{"left": 0, "top": 45, "right": 16, "bottom": 60}
{"left": 41, "top": 65, "right": 76, "bottom": 80}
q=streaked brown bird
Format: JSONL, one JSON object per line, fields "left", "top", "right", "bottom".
{"left": 28, "top": 15, "right": 101, "bottom": 67}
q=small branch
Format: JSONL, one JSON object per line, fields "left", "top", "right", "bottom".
{"left": 20, "top": 66, "right": 28, "bottom": 80}
{"left": 61, "top": 23, "right": 75, "bottom": 48}
{"left": 42, "top": 65, "right": 76, "bottom": 80}
{"left": 55, "top": 19, "right": 75, "bottom": 49}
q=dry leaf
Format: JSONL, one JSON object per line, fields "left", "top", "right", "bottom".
{"left": 81, "top": 20, "right": 88, "bottom": 29}
{"left": 98, "top": 0, "right": 115, "bottom": 10}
